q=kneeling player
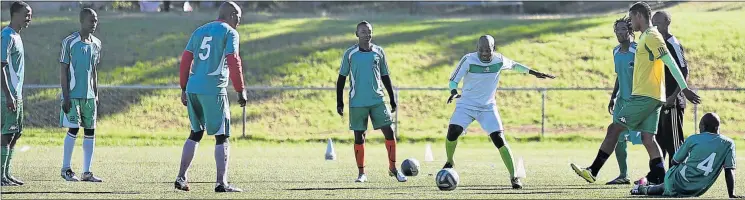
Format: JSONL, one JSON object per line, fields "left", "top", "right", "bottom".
{"left": 631, "top": 113, "right": 742, "bottom": 198}
{"left": 443, "top": 35, "right": 555, "bottom": 189}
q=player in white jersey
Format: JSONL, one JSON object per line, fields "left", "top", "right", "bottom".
{"left": 442, "top": 35, "right": 555, "bottom": 189}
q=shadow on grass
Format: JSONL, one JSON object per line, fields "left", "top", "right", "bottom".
{"left": 2, "top": 191, "right": 140, "bottom": 194}
{"left": 286, "top": 187, "right": 373, "bottom": 191}
{"left": 466, "top": 191, "right": 565, "bottom": 195}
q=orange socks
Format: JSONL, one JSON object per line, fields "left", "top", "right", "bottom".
{"left": 354, "top": 144, "right": 365, "bottom": 174}
{"left": 385, "top": 140, "right": 396, "bottom": 171}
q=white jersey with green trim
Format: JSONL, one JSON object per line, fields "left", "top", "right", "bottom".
{"left": 449, "top": 52, "right": 522, "bottom": 111}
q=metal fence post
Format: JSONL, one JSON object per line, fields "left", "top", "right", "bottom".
{"left": 541, "top": 89, "right": 546, "bottom": 138}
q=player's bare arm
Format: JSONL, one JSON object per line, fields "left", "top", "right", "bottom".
{"left": 724, "top": 168, "right": 741, "bottom": 198}
{"left": 60, "top": 62, "right": 71, "bottom": 113}
{"left": 381, "top": 75, "right": 396, "bottom": 113}
{"left": 335, "top": 75, "right": 346, "bottom": 116}
{"left": 1, "top": 62, "right": 15, "bottom": 112}
{"left": 609, "top": 78, "right": 619, "bottom": 115}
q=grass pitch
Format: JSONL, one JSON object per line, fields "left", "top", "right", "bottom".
{"left": 2, "top": 141, "right": 744, "bottom": 199}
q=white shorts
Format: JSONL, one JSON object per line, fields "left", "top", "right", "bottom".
{"left": 449, "top": 106, "right": 503, "bottom": 134}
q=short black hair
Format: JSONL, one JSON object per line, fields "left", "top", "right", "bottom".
{"left": 80, "top": 8, "right": 95, "bottom": 20}
{"left": 356, "top": 21, "right": 371, "bottom": 30}
{"left": 614, "top": 16, "right": 634, "bottom": 38}
{"left": 701, "top": 113, "right": 721, "bottom": 133}
{"left": 629, "top": 2, "right": 652, "bottom": 21}
{"left": 9, "top": 1, "right": 29, "bottom": 15}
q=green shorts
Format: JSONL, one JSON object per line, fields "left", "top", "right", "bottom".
{"left": 613, "top": 95, "right": 662, "bottom": 134}
{"left": 186, "top": 93, "right": 231, "bottom": 136}
{"left": 60, "top": 98, "right": 97, "bottom": 129}
{"left": 349, "top": 103, "right": 393, "bottom": 131}
{"left": 613, "top": 98, "right": 642, "bottom": 144}
{"left": 1, "top": 98, "right": 23, "bottom": 134}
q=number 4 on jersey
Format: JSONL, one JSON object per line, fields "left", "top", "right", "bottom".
{"left": 696, "top": 153, "right": 716, "bottom": 176}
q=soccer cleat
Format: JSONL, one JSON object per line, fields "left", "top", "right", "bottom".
{"left": 215, "top": 184, "right": 243, "bottom": 192}
{"left": 511, "top": 177, "right": 523, "bottom": 189}
{"left": 174, "top": 177, "right": 190, "bottom": 191}
{"left": 630, "top": 184, "right": 649, "bottom": 195}
{"left": 510, "top": 177, "right": 523, "bottom": 189}
{"left": 442, "top": 162, "right": 453, "bottom": 169}
{"left": 606, "top": 176, "right": 631, "bottom": 185}
{"left": 633, "top": 177, "right": 657, "bottom": 186}
{"left": 355, "top": 174, "right": 367, "bottom": 183}
{"left": 390, "top": 169, "right": 407, "bottom": 182}
{"left": 61, "top": 168, "right": 80, "bottom": 182}
{"left": 570, "top": 163, "right": 596, "bottom": 183}
{"left": 6, "top": 176, "right": 24, "bottom": 185}
{"left": 80, "top": 172, "right": 103, "bottom": 182}
{"left": 1, "top": 177, "right": 18, "bottom": 186}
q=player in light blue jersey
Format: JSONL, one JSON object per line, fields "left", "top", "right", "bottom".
{"left": 632, "top": 113, "right": 742, "bottom": 198}
{"left": 59, "top": 8, "right": 103, "bottom": 183}
{"left": 1, "top": 1, "right": 31, "bottom": 187}
{"left": 443, "top": 35, "right": 555, "bottom": 189}
{"left": 606, "top": 16, "right": 641, "bottom": 185}
{"left": 175, "top": 2, "right": 247, "bottom": 193}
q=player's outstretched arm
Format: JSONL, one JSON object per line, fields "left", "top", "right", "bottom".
{"left": 335, "top": 75, "right": 346, "bottom": 116}
{"left": 381, "top": 75, "right": 396, "bottom": 113}
{"left": 527, "top": 69, "right": 556, "bottom": 79}
{"left": 661, "top": 53, "right": 700, "bottom": 104}
{"left": 447, "top": 81, "right": 460, "bottom": 104}
{"left": 725, "top": 168, "right": 742, "bottom": 198}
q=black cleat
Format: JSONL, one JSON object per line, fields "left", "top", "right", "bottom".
{"left": 215, "top": 184, "right": 243, "bottom": 192}
{"left": 442, "top": 162, "right": 453, "bottom": 169}
{"left": 175, "top": 177, "right": 190, "bottom": 191}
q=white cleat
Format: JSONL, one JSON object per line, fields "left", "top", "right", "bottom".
{"left": 390, "top": 169, "right": 408, "bottom": 182}
{"left": 61, "top": 168, "right": 80, "bottom": 182}
{"left": 355, "top": 174, "right": 367, "bottom": 183}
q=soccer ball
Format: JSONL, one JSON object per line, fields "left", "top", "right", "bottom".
{"left": 401, "top": 158, "right": 420, "bottom": 176}
{"left": 435, "top": 168, "right": 459, "bottom": 191}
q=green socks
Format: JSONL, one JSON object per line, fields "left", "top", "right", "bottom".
{"left": 5, "top": 149, "right": 13, "bottom": 178}
{"left": 445, "top": 139, "right": 457, "bottom": 165}
{"left": 615, "top": 140, "right": 628, "bottom": 178}
{"left": 1, "top": 146, "right": 8, "bottom": 178}
{"left": 498, "top": 146, "right": 515, "bottom": 178}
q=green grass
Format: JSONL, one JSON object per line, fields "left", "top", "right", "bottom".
{"left": 2, "top": 141, "right": 745, "bottom": 199}
{"left": 2, "top": 2, "right": 745, "bottom": 143}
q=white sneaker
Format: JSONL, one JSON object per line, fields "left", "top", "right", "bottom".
{"left": 390, "top": 169, "right": 407, "bottom": 182}
{"left": 355, "top": 174, "right": 367, "bottom": 183}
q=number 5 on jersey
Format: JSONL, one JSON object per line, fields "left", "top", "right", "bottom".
{"left": 199, "top": 36, "right": 212, "bottom": 60}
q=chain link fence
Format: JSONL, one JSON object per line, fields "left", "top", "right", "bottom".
{"left": 20, "top": 85, "right": 745, "bottom": 140}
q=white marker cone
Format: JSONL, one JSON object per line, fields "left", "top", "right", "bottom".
{"left": 424, "top": 143, "right": 434, "bottom": 162}
{"left": 515, "top": 157, "right": 527, "bottom": 178}
{"left": 325, "top": 138, "right": 337, "bottom": 161}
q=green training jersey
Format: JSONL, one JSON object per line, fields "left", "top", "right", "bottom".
{"left": 663, "top": 132, "right": 736, "bottom": 197}
{"left": 339, "top": 43, "right": 390, "bottom": 108}
{"left": 60, "top": 32, "right": 102, "bottom": 99}
{"left": 1, "top": 26, "right": 25, "bottom": 100}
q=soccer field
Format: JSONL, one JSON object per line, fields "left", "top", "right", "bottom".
{"left": 2, "top": 141, "right": 743, "bottom": 199}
